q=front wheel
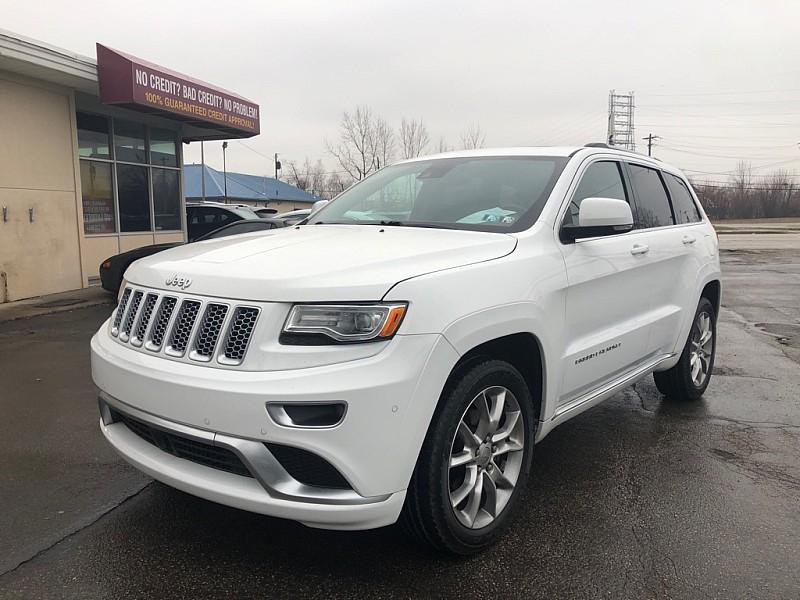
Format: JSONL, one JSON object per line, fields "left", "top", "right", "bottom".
{"left": 654, "top": 297, "right": 716, "bottom": 401}
{"left": 401, "top": 360, "right": 536, "bottom": 554}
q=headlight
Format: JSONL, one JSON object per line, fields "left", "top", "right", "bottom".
{"left": 282, "top": 303, "right": 407, "bottom": 343}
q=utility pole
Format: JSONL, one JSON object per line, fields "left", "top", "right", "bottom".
{"left": 222, "top": 141, "right": 228, "bottom": 203}
{"left": 642, "top": 133, "right": 660, "bottom": 157}
{"left": 274, "top": 153, "right": 281, "bottom": 180}
{"left": 607, "top": 90, "right": 636, "bottom": 152}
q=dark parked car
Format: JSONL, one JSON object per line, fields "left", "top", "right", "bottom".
{"left": 99, "top": 216, "right": 280, "bottom": 294}
{"left": 185, "top": 202, "right": 261, "bottom": 241}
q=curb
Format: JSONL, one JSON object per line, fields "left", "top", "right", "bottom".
{"left": 0, "top": 288, "right": 114, "bottom": 324}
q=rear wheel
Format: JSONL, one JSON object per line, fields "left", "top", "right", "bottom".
{"left": 654, "top": 297, "right": 716, "bottom": 401}
{"left": 401, "top": 360, "right": 536, "bottom": 554}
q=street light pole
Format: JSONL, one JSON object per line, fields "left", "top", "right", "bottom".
{"left": 222, "top": 141, "right": 228, "bottom": 203}
{"left": 200, "top": 141, "right": 206, "bottom": 202}
{"left": 274, "top": 152, "right": 281, "bottom": 180}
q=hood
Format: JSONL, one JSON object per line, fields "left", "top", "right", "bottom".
{"left": 124, "top": 225, "right": 516, "bottom": 301}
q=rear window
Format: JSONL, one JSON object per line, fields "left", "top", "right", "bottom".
{"left": 664, "top": 173, "right": 702, "bottom": 224}
{"left": 628, "top": 164, "right": 675, "bottom": 229}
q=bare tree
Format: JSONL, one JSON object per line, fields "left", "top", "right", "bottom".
{"left": 325, "top": 105, "right": 396, "bottom": 180}
{"left": 399, "top": 117, "right": 430, "bottom": 159}
{"left": 326, "top": 105, "right": 381, "bottom": 181}
{"left": 460, "top": 123, "right": 486, "bottom": 150}
{"left": 323, "top": 171, "right": 351, "bottom": 199}
{"left": 731, "top": 160, "right": 753, "bottom": 193}
{"left": 285, "top": 158, "right": 327, "bottom": 196}
{"left": 373, "top": 116, "right": 396, "bottom": 169}
{"left": 436, "top": 136, "right": 452, "bottom": 153}
{"left": 691, "top": 164, "right": 800, "bottom": 221}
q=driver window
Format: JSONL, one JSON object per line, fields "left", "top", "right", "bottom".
{"left": 564, "top": 161, "right": 628, "bottom": 226}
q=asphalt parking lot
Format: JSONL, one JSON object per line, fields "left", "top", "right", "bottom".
{"left": 1, "top": 235, "right": 798, "bottom": 599}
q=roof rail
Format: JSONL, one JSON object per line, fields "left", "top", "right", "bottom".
{"left": 584, "top": 142, "right": 611, "bottom": 149}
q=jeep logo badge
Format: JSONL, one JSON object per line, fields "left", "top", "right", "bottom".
{"left": 165, "top": 274, "right": 192, "bottom": 290}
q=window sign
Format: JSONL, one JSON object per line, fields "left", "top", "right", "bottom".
{"left": 80, "top": 161, "right": 116, "bottom": 234}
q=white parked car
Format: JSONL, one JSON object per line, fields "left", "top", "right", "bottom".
{"left": 92, "top": 145, "right": 721, "bottom": 554}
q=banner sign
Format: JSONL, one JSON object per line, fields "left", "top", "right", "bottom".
{"left": 97, "top": 44, "right": 260, "bottom": 137}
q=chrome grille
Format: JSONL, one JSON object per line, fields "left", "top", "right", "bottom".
{"left": 221, "top": 307, "right": 259, "bottom": 365}
{"left": 190, "top": 303, "right": 229, "bottom": 361}
{"left": 147, "top": 296, "right": 177, "bottom": 351}
{"left": 119, "top": 291, "right": 143, "bottom": 342}
{"left": 110, "top": 286, "right": 260, "bottom": 368}
{"left": 111, "top": 288, "right": 132, "bottom": 335}
{"left": 166, "top": 300, "right": 201, "bottom": 357}
{"left": 131, "top": 293, "right": 158, "bottom": 346}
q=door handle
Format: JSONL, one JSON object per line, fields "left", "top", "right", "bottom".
{"left": 682, "top": 235, "right": 696, "bottom": 245}
{"left": 630, "top": 244, "right": 649, "bottom": 256}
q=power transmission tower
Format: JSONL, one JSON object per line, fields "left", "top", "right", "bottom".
{"left": 642, "top": 132, "right": 660, "bottom": 157}
{"left": 607, "top": 90, "right": 636, "bottom": 152}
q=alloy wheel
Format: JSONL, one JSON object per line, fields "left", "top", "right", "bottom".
{"left": 448, "top": 386, "right": 525, "bottom": 529}
{"left": 690, "top": 311, "right": 713, "bottom": 387}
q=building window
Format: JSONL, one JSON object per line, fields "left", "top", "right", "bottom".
{"left": 114, "top": 119, "right": 147, "bottom": 163}
{"left": 79, "top": 161, "right": 115, "bottom": 234}
{"left": 118, "top": 164, "right": 151, "bottom": 232}
{"left": 153, "top": 168, "right": 181, "bottom": 230}
{"left": 77, "top": 113, "right": 111, "bottom": 159}
{"left": 150, "top": 128, "right": 177, "bottom": 167}
{"left": 76, "top": 112, "right": 182, "bottom": 235}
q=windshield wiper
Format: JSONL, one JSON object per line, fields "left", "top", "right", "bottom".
{"left": 379, "top": 220, "right": 449, "bottom": 229}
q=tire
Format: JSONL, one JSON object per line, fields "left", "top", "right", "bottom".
{"left": 654, "top": 297, "right": 716, "bottom": 401}
{"left": 401, "top": 359, "right": 536, "bottom": 555}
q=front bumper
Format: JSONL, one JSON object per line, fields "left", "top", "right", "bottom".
{"left": 91, "top": 325, "right": 459, "bottom": 529}
{"left": 99, "top": 394, "right": 405, "bottom": 529}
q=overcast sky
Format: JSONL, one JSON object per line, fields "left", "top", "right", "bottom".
{"left": 3, "top": 0, "right": 800, "bottom": 183}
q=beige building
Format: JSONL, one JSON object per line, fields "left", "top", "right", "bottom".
{"left": 0, "top": 30, "right": 260, "bottom": 302}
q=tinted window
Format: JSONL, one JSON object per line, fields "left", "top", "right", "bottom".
{"left": 77, "top": 113, "right": 111, "bottom": 159}
{"left": 565, "top": 161, "right": 627, "bottom": 226}
{"left": 664, "top": 173, "right": 702, "bottom": 224}
{"left": 152, "top": 168, "right": 181, "bottom": 230}
{"left": 117, "top": 164, "right": 151, "bottom": 232}
{"left": 114, "top": 120, "right": 147, "bottom": 163}
{"left": 149, "top": 128, "right": 177, "bottom": 167}
{"left": 309, "top": 156, "right": 567, "bottom": 232}
{"left": 628, "top": 164, "right": 675, "bottom": 228}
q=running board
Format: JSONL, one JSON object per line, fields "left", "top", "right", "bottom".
{"left": 552, "top": 353, "right": 675, "bottom": 422}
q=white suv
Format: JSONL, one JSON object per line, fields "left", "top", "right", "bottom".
{"left": 92, "top": 145, "right": 721, "bottom": 554}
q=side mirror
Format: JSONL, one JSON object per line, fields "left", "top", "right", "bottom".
{"left": 560, "top": 197, "right": 634, "bottom": 243}
{"left": 311, "top": 200, "right": 329, "bottom": 215}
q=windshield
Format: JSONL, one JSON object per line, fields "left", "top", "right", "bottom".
{"left": 308, "top": 156, "right": 567, "bottom": 232}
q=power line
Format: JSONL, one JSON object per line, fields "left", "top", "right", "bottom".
{"left": 640, "top": 107, "right": 800, "bottom": 125}
{"left": 682, "top": 159, "right": 800, "bottom": 176}
{"left": 658, "top": 145, "right": 799, "bottom": 160}
{"left": 643, "top": 99, "right": 800, "bottom": 108}
{"left": 660, "top": 139, "right": 798, "bottom": 151}
{"left": 691, "top": 182, "right": 799, "bottom": 191}
{"left": 642, "top": 87, "right": 800, "bottom": 97}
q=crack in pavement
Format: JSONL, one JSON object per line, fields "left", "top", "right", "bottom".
{"left": 0, "top": 482, "right": 153, "bottom": 578}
